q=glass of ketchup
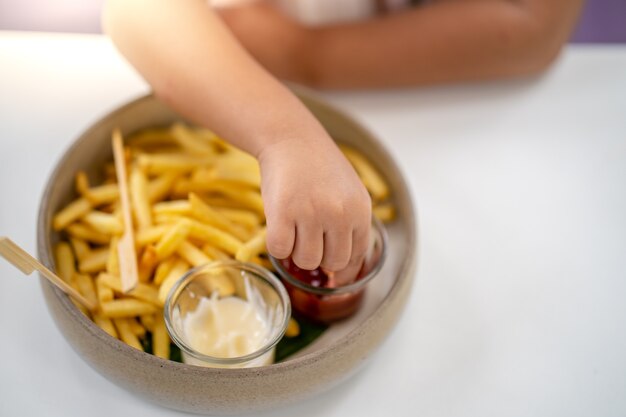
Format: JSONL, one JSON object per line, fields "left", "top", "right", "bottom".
{"left": 270, "top": 219, "right": 388, "bottom": 324}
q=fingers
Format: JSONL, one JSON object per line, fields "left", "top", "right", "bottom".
{"left": 320, "top": 226, "right": 352, "bottom": 272}
{"left": 292, "top": 221, "right": 324, "bottom": 270}
{"left": 265, "top": 217, "right": 295, "bottom": 260}
{"left": 349, "top": 222, "right": 371, "bottom": 270}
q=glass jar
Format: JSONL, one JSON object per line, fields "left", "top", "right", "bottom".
{"left": 164, "top": 260, "right": 291, "bottom": 368}
{"left": 270, "top": 219, "right": 388, "bottom": 323}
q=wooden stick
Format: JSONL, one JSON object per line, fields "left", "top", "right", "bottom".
{"left": 0, "top": 237, "right": 96, "bottom": 311}
{"left": 112, "top": 129, "right": 139, "bottom": 293}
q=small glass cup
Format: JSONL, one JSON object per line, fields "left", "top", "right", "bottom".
{"left": 270, "top": 219, "right": 388, "bottom": 323}
{"left": 164, "top": 260, "right": 291, "bottom": 368}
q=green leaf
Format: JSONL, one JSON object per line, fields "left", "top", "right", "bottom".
{"left": 275, "top": 318, "right": 328, "bottom": 362}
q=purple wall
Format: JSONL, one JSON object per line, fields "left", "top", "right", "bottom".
{"left": 0, "top": 0, "right": 624, "bottom": 43}
{"left": 571, "top": 0, "right": 626, "bottom": 43}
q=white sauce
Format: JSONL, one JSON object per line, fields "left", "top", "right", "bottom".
{"left": 179, "top": 277, "right": 277, "bottom": 368}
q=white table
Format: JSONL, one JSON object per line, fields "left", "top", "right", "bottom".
{"left": 1, "top": 31, "right": 625, "bottom": 417}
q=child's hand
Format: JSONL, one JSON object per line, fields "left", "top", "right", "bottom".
{"left": 258, "top": 136, "right": 371, "bottom": 274}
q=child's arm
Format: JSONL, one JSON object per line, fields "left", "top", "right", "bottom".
{"left": 103, "top": 0, "right": 372, "bottom": 272}
{"left": 219, "top": 0, "right": 584, "bottom": 88}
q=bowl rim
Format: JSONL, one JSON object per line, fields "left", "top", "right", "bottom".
{"left": 36, "top": 91, "right": 418, "bottom": 377}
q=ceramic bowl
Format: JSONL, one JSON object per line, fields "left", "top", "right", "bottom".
{"left": 37, "top": 91, "right": 417, "bottom": 414}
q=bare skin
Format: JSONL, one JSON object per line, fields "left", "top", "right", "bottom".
{"left": 218, "top": 0, "right": 585, "bottom": 89}
{"left": 103, "top": 0, "right": 372, "bottom": 278}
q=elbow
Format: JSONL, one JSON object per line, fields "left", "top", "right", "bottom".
{"left": 518, "top": 29, "right": 565, "bottom": 76}
{"left": 506, "top": 9, "right": 569, "bottom": 77}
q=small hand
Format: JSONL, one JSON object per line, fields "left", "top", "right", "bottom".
{"left": 259, "top": 136, "right": 371, "bottom": 275}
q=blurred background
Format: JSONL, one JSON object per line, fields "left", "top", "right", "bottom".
{"left": 0, "top": 0, "right": 625, "bottom": 42}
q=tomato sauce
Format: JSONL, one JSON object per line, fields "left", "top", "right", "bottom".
{"left": 278, "top": 258, "right": 369, "bottom": 323}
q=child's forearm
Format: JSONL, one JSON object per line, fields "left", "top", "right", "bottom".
{"left": 103, "top": 0, "right": 328, "bottom": 157}
{"left": 299, "top": 0, "right": 583, "bottom": 88}
{"left": 103, "top": 0, "right": 374, "bottom": 273}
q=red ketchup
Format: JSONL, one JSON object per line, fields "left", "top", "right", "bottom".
{"left": 278, "top": 258, "right": 370, "bottom": 324}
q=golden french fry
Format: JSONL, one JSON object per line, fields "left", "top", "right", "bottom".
{"left": 184, "top": 195, "right": 245, "bottom": 210}
{"left": 54, "top": 242, "right": 76, "bottom": 283}
{"left": 66, "top": 223, "right": 111, "bottom": 245}
{"left": 140, "top": 314, "right": 156, "bottom": 332}
{"left": 205, "top": 274, "right": 235, "bottom": 298}
{"left": 106, "top": 236, "right": 120, "bottom": 276}
{"left": 214, "top": 207, "right": 261, "bottom": 230}
{"left": 138, "top": 245, "right": 158, "bottom": 283}
{"left": 155, "top": 218, "right": 192, "bottom": 260}
{"left": 130, "top": 165, "right": 152, "bottom": 230}
{"left": 339, "top": 144, "right": 390, "bottom": 201}
{"left": 75, "top": 171, "right": 90, "bottom": 196}
{"left": 176, "top": 240, "right": 211, "bottom": 267}
{"left": 158, "top": 259, "right": 191, "bottom": 304}
{"left": 209, "top": 183, "right": 264, "bottom": 215}
{"left": 235, "top": 227, "right": 267, "bottom": 262}
{"left": 135, "top": 225, "right": 169, "bottom": 248}
{"left": 53, "top": 198, "right": 92, "bottom": 231}
{"left": 147, "top": 172, "right": 177, "bottom": 203}
{"left": 153, "top": 200, "right": 191, "bottom": 216}
{"left": 201, "top": 244, "right": 230, "bottom": 261}
{"left": 96, "top": 275, "right": 114, "bottom": 305}
{"left": 78, "top": 247, "right": 109, "bottom": 274}
{"left": 128, "top": 318, "right": 147, "bottom": 337}
{"left": 153, "top": 213, "right": 185, "bottom": 225}
{"left": 69, "top": 278, "right": 90, "bottom": 317}
{"left": 113, "top": 318, "right": 143, "bottom": 350}
{"left": 101, "top": 299, "right": 158, "bottom": 318}
{"left": 188, "top": 220, "right": 243, "bottom": 255}
{"left": 128, "top": 127, "right": 175, "bottom": 148}
{"left": 84, "top": 183, "right": 120, "bottom": 206}
{"left": 373, "top": 203, "right": 396, "bottom": 223}
{"left": 153, "top": 313, "right": 170, "bottom": 360}
{"left": 69, "top": 237, "right": 90, "bottom": 262}
{"left": 189, "top": 193, "right": 249, "bottom": 241}
{"left": 173, "top": 180, "right": 264, "bottom": 215}
{"left": 212, "top": 148, "right": 260, "bottom": 188}
{"left": 98, "top": 272, "right": 160, "bottom": 306}
{"left": 252, "top": 256, "right": 275, "bottom": 271}
{"left": 153, "top": 256, "right": 177, "bottom": 286}
{"left": 171, "top": 123, "right": 216, "bottom": 156}
{"left": 94, "top": 314, "right": 118, "bottom": 338}
{"left": 285, "top": 318, "right": 300, "bottom": 338}
{"left": 74, "top": 273, "right": 98, "bottom": 307}
{"left": 138, "top": 153, "right": 213, "bottom": 175}
{"left": 82, "top": 211, "right": 124, "bottom": 235}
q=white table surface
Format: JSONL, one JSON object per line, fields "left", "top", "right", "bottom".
{"left": 1, "top": 31, "right": 625, "bottom": 417}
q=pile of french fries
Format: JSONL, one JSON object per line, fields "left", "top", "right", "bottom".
{"left": 52, "top": 123, "right": 395, "bottom": 359}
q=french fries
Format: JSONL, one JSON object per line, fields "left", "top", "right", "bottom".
{"left": 339, "top": 144, "right": 390, "bottom": 201}
{"left": 155, "top": 219, "right": 192, "bottom": 260}
{"left": 153, "top": 314, "right": 170, "bottom": 359}
{"left": 53, "top": 198, "right": 92, "bottom": 231}
{"left": 78, "top": 247, "right": 109, "bottom": 274}
{"left": 82, "top": 211, "right": 124, "bottom": 235}
{"left": 236, "top": 227, "right": 267, "bottom": 262}
{"left": 51, "top": 123, "right": 396, "bottom": 360}
{"left": 101, "top": 299, "right": 158, "bottom": 319}
{"left": 54, "top": 242, "right": 76, "bottom": 283}
{"left": 130, "top": 166, "right": 152, "bottom": 230}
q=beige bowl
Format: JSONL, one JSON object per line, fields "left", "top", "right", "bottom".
{"left": 37, "top": 92, "right": 417, "bottom": 414}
